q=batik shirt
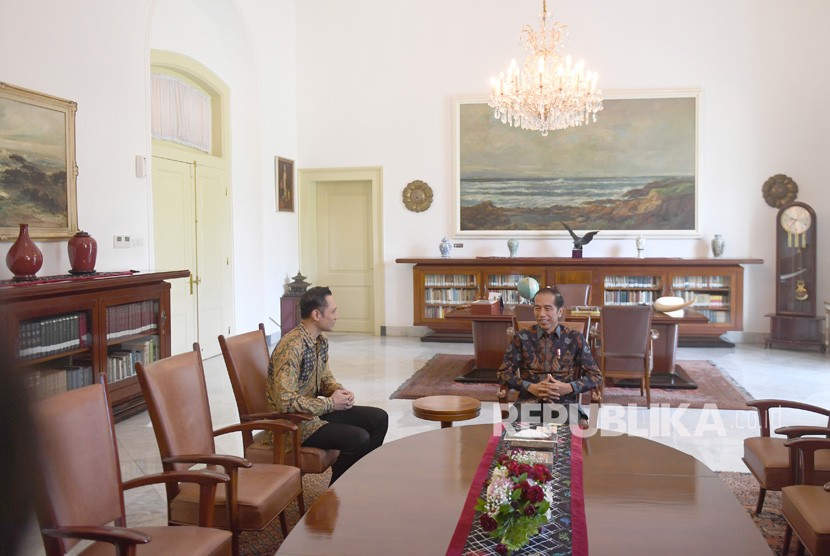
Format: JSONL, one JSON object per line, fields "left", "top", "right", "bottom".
{"left": 265, "top": 322, "right": 342, "bottom": 446}
{"left": 498, "top": 323, "right": 601, "bottom": 403}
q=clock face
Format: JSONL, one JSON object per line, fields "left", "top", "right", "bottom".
{"left": 780, "top": 205, "right": 812, "bottom": 234}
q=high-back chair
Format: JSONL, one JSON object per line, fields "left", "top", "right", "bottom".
{"left": 218, "top": 324, "right": 340, "bottom": 476}
{"left": 555, "top": 283, "right": 591, "bottom": 307}
{"left": 599, "top": 305, "right": 656, "bottom": 406}
{"left": 34, "top": 379, "right": 232, "bottom": 556}
{"left": 136, "top": 346, "right": 304, "bottom": 555}
{"left": 780, "top": 436, "right": 830, "bottom": 556}
{"left": 742, "top": 399, "right": 830, "bottom": 514}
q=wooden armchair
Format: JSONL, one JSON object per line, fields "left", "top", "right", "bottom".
{"left": 555, "top": 283, "right": 591, "bottom": 307}
{"left": 781, "top": 436, "right": 830, "bottom": 555}
{"left": 135, "top": 346, "right": 304, "bottom": 555}
{"left": 34, "top": 379, "right": 232, "bottom": 556}
{"left": 742, "top": 399, "right": 830, "bottom": 514}
{"left": 218, "top": 324, "right": 339, "bottom": 478}
{"left": 599, "top": 305, "right": 658, "bottom": 406}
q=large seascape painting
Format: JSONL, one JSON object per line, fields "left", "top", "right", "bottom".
{"left": 454, "top": 92, "right": 698, "bottom": 237}
{"left": 0, "top": 82, "right": 78, "bottom": 240}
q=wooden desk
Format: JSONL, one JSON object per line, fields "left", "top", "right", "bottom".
{"left": 446, "top": 306, "right": 708, "bottom": 388}
{"left": 277, "top": 425, "right": 769, "bottom": 555}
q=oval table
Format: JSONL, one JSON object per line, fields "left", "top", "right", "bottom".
{"left": 277, "top": 424, "right": 770, "bottom": 555}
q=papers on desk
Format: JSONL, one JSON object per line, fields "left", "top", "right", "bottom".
{"left": 569, "top": 305, "right": 600, "bottom": 316}
{"left": 504, "top": 422, "right": 559, "bottom": 450}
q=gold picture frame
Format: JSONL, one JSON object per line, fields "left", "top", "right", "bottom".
{"left": 0, "top": 82, "right": 78, "bottom": 240}
{"left": 276, "top": 156, "right": 294, "bottom": 212}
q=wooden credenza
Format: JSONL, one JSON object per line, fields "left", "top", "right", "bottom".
{"left": 0, "top": 270, "right": 189, "bottom": 420}
{"left": 396, "top": 257, "right": 763, "bottom": 340}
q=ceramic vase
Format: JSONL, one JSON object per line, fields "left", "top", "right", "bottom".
{"left": 439, "top": 237, "right": 452, "bottom": 258}
{"left": 5, "top": 223, "right": 43, "bottom": 280}
{"left": 68, "top": 230, "right": 98, "bottom": 273}
{"left": 507, "top": 238, "right": 519, "bottom": 257}
{"left": 711, "top": 234, "right": 725, "bottom": 258}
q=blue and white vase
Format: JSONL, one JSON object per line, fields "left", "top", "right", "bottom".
{"left": 439, "top": 237, "right": 452, "bottom": 258}
{"left": 507, "top": 238, "right": 519, "bottom": 257}
{"left": 711, "top": 234, "right": 725, "bottom": 258}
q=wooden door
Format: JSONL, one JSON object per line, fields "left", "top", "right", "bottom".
{"left": 314, "top": 180, "right": 374, "bottom": 333}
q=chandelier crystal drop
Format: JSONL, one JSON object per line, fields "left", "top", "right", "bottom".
{"left": 488, "top": 0, "right": 603, "bottom": 136}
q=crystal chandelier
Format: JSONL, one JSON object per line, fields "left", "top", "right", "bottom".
{"left": 488, "top": 0, "right": 603, "bottom": 136}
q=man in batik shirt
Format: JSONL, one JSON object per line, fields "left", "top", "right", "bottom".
{"left": 267, "top": 286, "right": 388, "bottom": 484}
{"left": 499, "top": 287, "right": 601, "bottom": 421}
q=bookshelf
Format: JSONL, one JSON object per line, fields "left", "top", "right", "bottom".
{"left": 0, "top": 270, "right": 188, "bottom": 419}
{"left": 397, "top": 257, "right": 762, "bottom": 340}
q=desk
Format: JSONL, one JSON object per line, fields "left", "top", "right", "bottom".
{"left": 277, "top": 425, "right": 769, "bottom": 555}
{"left": 446, "top": 306, "right": 708, "bottom": 389}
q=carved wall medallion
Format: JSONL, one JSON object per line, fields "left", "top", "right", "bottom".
{"left": 402, "top": 180, "right": 433, "bottom": 212}
{"left": 762, "top": 174, "right": 798, "bottom": 208}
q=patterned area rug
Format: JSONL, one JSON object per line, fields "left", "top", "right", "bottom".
{"left": 716, "top": 471, "right": 786, "bottom": 555}
{"left": 390, "top": 354, "right": 753, "bottom": 410}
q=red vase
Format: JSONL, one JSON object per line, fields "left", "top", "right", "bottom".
{"left": 68, "top": 230, "right": 97, "bottom": 273}
{"left": 5, "top": 224, "right": 43, "bottom": 280}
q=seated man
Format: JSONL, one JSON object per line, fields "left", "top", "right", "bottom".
{"left": 498, "top": 287, "right": 601, "bottom": 424}
{"left": 267, "top": 286, "right": 388, "bottom": 483}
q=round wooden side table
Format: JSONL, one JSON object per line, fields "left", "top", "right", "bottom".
{"left": 411, "top": 395, "right": 481, "bottom": 428}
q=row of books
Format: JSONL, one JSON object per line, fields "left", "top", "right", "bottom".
{"left": 107, "top": 336, "right": 160, "bottom": 382}
{"left": 697, "top": 309, "right": 731, "bottom": 323}
{"left": 18, "top": 312, "right": 89, "bottom": 360}
{"left": 106, "top": 300, "right": 159, "bottom": 340}
{"left": 671, "top": 275, "right": 731, "bottom": 289}
{"left": 487, "top": 274, "right": 527, "bottom": 287}
{"left": 26, "top": 365, "right": 94, "bottom": 401}
{"left": 604, "top": 275, "right": 660, "bottom": 288}
{"left": 424, "top": 288, "right": 478, "bottom": 304}
{"left": 424, "top": 274, "right": 477, "bottom": 287}
{"left": 672, "top": 291, "right": 729, "bottom": 307}
{"left": 604, "top": 290, "right": 658, "bottom": 305}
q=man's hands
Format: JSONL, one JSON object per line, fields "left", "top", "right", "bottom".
{"left": 331, "top": 388, "right": 355, "bottom": 411}
{"left": 526, "top": 375, "right": 573, "bottom": 402}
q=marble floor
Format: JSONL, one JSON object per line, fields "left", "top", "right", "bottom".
{"left": 20, "top": 334, "right": 830, "bottom": 555}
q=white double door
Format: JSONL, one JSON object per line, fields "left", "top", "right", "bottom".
{"left": 152, "top": 155, "right": 233, "bottom": 357}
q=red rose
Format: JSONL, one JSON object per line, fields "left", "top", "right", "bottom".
{"left": 480, "top": 514, "right": 498, "bottom": 532}
{"left": 524, "top": 503, "right": 537, "bottom": 516}
{"left": 527, "top": 484, "right": 545, "bottom": 503}
{"left": 495, "top": 543, "right": 508, "bottom": 555}
{"left": 531, "top": 464, "right": 552, "bottom": 483}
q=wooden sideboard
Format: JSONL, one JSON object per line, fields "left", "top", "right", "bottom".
{"left": 0, "top": 270, "right": 188, "bottom": 420}
{"left": 396, "top": 257, "right": 763, "bottom": 340}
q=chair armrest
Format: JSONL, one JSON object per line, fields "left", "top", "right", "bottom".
{"left": 123, "top": 470, "right": 229, "bottom": 528}
{"left": 747, "top": 399, "right": 830, "bottom": 436}
{"left": 42, "top": 525, "right": 149, "bottom": 555}
{"left": 774, "top": 425, "right": 830, "bottom": 439}
{"left": 241, "top": 411, "right": 315, "bottom": 424}
{"left": 215, "top": 420, "right": 302, "bottom": 466}
{"left": 162, "top": 453, "right": 252, "bottom": 470}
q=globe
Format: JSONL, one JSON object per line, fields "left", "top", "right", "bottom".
{"left": 516, "top": 276, "right": 540, "bottom": 301}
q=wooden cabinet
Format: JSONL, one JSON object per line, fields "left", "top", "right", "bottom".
{"left": 0, "top": 270, "right": 188, "bottom": 420}
{"left": 397, "top": 257, "right": 762, "bottom": 340}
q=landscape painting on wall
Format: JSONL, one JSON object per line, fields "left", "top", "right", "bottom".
{"left": 454, "top": 92, "right": 698, "bottom": 237}
{"left": 0, "top": 82, "right": 78, "bottom": 240}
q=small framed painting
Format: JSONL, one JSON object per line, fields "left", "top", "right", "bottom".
{"left": 276, "top": 157, "right": 294, "bottom": 212}
{"left": 0, "top": 82, "right": 79, "bottom": 239}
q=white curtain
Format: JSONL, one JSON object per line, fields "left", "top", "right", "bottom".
{"left": 151, "top": 74, "right": 211, "bottom": 153}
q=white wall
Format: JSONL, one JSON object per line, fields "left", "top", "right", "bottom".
{"left": 0, "top": 0, "right": 298, "bottom": 336}
{"left": 296, "top": 0, "right": 830, "bottom": 334}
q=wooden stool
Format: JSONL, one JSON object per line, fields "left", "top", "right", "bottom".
{"left": 412, "top": 395, "right": 481, "bottom": 428}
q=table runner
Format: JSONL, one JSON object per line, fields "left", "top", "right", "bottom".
{"left": 447, "top": 426, "right": 588, "bottom": 555}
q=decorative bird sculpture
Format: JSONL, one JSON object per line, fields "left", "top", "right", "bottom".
{"left": 561, "top": 221, "right": 599, "bottom": 250}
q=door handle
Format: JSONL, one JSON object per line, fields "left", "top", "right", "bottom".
{"left": 189, "top": 274, "right": 202, "bottom": 295}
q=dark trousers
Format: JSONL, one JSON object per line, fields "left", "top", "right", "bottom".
{"left": 303, "top": 405, "right": 388, "bottom": 484}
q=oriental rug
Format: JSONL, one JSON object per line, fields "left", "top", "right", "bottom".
{"left": 390, "top": 354, "right": 753, "bottom": 410}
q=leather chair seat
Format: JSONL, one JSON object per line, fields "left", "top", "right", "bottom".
{"left": 247, "top": 431, "right": 339, "bottom": 473}
{"left": 782, "top": 485, "right": 830, "bottom": 555}
{"left": 79, "top": 526, "right": 232, "bottom": 556}
{"left": 744, "top": 437, "right": 830, "bottom": 489}
{"left": 171, "top": 463, "right": 301, "bottom": 530}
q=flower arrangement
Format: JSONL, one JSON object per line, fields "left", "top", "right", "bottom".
{"left": 474, "top": 449, "right": 555, "bottom": 554}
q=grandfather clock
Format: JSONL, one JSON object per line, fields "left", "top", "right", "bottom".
{"left": 765, "top": 202, "right": 825, "bottom": 352}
